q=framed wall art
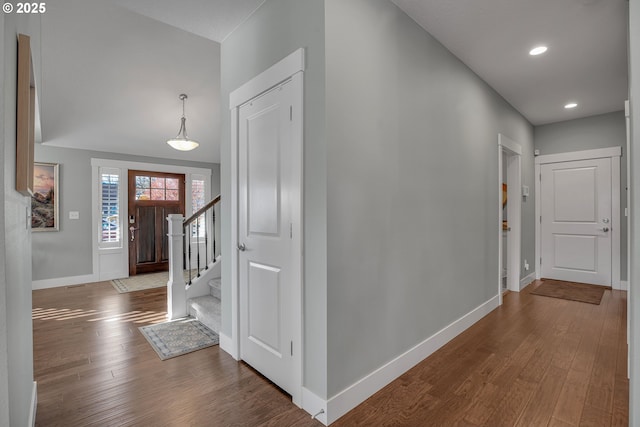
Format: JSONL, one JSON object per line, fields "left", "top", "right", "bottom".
{"left": 31, "top": 162, "right": 59, "bottom": 231}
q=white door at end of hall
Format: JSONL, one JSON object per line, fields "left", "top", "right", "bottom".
{"left": 540, "top": 158, "right": 612, "bottom": 286}
{"left": 238, "top": 80, "right": 296, "bottom": 396}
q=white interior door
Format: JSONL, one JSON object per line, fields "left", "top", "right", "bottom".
{"left": 238, "top": 80, "right": 296, "bottom": 396}
{"left": 540, "top": 158, "right": 612, "bottom": 285}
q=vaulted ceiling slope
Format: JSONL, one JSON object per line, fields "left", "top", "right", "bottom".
{"left": 40, "top": 0, "right": 222, "bottom": 162}
{"left": 391, "top": 0, "right": 629, "bottom": 125}
{"left": 111, "top": 0, "right": 266, "bottom": 43}
{"left": 38, "top": 0, "right": 629, "bottom": 163}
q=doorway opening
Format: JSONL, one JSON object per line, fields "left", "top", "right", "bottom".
{"left": 498, "top": 134, "right": 522, "bottom": 305}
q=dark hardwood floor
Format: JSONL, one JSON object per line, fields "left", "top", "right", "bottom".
{"left": 33, "top": 280, "right": 628, "bottom": 426}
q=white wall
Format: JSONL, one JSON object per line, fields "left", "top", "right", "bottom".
{"left": 2, "top": 12, "right": 41, "bottom": 426}
{"left": 628, "top": 0, "right": 640, "bottom": 422}
{"left": 221, "top": 0, "right": 537, "bottom": 408}
{"left": 534, "top": 111, "right": 628, "bottom": 280}
{"left": 325, "top": 0, "right": 534, "bottom": 397}
{"left": 220, "top": 0, "right": 328, "bottom": 398}
{"left": 0, "top": 11, "right": 10, "bottom": 427}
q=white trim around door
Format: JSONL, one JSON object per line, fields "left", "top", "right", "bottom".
{"left": 498, "top": 134, "right": 522, "bottom": 305}
{"left": 228, "top": 48, "right": 305, "bottom": 408}
{"left": 535, "top": 147, "right": 622, "bottom": 289}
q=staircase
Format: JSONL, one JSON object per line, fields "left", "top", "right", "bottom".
{"left": 166, "top": 196, "right": 221, "bottom": 333}
{"left": 188, "top": 278, "right": 221, "bottom": 332}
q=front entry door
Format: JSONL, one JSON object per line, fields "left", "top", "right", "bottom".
{"left": 128, "top": 171, "right": 185, "bottom": 276}
{"left": 238, "top": 80, "right": 296, "bottom": 396}
{"left": 540, "top": 158, "right": 612, "bottom": 285}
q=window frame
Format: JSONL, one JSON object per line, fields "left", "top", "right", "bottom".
{"left": 98, "top": 167, "right": 123, "bottom": 249}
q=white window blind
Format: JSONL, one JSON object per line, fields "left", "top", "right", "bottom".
{"left": 100, "top": 169, "right": 120, "bottom": 246}
{"left": 191, "top": 179, "right": 206, "bottom": 237}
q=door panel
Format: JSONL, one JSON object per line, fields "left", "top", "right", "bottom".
{"left": 553, "top": 234, "right": 597, "bottom": 271}
{"left": 541, "top": 158, "right": 611, "bottom": 285}
{"left": 248, "top": 106, "right": 281, "bottom": 236}
{"left": 128, "top": 171, "right": 185, "bottom": 275}
{"left": 136, "top": 206, "right": 156, "bottom": 264}
{"left": 239, "top": 81, "right": 295, "bottom": 395}
{"left": 553, "top": 167, "right": 597, "bottom": 221}
{"left": 248, "top": 262, "right": 282, "bottom": 356}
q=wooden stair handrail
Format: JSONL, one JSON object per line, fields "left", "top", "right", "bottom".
{"left": 183, "top": 195, "right": 220, "bottom": 228}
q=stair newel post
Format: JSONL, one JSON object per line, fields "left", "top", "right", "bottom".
{"left": 167, "top": 213, "right": 187, "bottom": 320}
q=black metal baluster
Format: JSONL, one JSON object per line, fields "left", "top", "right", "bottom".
{"left": 196, "top": 216, "right": 201, "bottom": 277}
{"left": 204, "top": 210, "right": 209, "bottom": 270}
{"left": 188, "top": 226, "right": 193, "bottom": 285}
{"left": 182, "top": 224, "right": 186, "bottom": 271}
{"left": 212, "top": 209, "right": 216, "bottom": 258}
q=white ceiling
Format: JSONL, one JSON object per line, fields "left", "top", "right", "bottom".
{"left": 390, "top": 0, "right": 629, "bottom": 125}
{"left": 38, "top": 0, "right": 629, "bottom": 162}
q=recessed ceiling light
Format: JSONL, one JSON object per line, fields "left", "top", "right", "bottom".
{"left": 529, "top": 46, "right": 548, "bottom": 56}
{"left": 564, "top": 102, "right": 578, "bottom": 109}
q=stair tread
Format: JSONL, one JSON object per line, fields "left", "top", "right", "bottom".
{"left": 189, "top": 295, "right": 220, "bottom": 309}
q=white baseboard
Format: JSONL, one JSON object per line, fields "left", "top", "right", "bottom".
{"left": 520, "top": 272, "right": 536, "bottom": 291}
{"left": 219, "top": 332, "right": 238, "bottom": 360}
{"left": 28, "top": 381, "right": 37, "bottom": 427}
{"left": 302, "top": 387, "right": 328, "bottom": 425}
{"left": 32, "top": 274, "right": 98, "bottom": 290}
{"left": 321, "top": 295, "right": 500, "bottom": 425}
{"left": 618, "top": 280, "right": 628, "bottom": 291}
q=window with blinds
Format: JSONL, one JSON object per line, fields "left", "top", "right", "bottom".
{"left": 100, "top": 170, "right": 120, "bottom": 246}
{"left": 191, "top": 179, "right": 206, "bottom": 238}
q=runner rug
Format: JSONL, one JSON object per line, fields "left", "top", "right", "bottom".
{"left": 530, "top": 279, "right": 607, "bottom": 305}
{"left": 139, "top": 317, "right": 219, "bottom": 360}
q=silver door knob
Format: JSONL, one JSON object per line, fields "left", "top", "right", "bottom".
{"left": 237, "top": 243, "right": 246, "bottom": 252}
{"left": 129, "top": 226, "right": 139, "bottom": 242}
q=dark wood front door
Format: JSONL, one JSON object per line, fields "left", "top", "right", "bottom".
{"left": 128, "top": 170, "right": 185, "bottom": 276}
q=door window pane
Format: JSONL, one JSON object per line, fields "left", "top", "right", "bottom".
{"left": 136, "top": 176, "right": 150, "bottom": 189}
{"left": 135, "top": 175, "right": 181, "bottom": 202}
{"left": 166, "top": 190, "right": 179, "bottom": 201}
{"left": 151, "top": 177, "right": 165, "bottom": 189}
{"left": 166, "top": 178, "right": 179, "bottom": 190}
{"left": 151, "top": 188, "right": 165, "bottom": 200}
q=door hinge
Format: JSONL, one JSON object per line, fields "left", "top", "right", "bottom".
{"left": 540, "top": 257, "right": 542, "bottom": 265}
{"left": 290, "top": 341, "right": 293, "bottom": 356}
{"left": 539, "top": 173, "right": 542, "bottom": 182}
{"left": 290, "top": 223, "right": 293, "bottom": 239}
{"left": 540, "top": 216, "right": 542, "bottom": 224}
{"left": 290, "top": 106, "right": 293, "bottom": 121}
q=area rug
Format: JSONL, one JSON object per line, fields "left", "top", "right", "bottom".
{"left": 531, "top": 279, "right": 607, "bottom": 305}
{"left": 111, "top": 270, "right": 194, "bottom": 293}
{"left": 139, "top": 317, "right": 219, "bottom": 360}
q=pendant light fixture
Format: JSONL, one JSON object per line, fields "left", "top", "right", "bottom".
{"left": 167, "top": 93, "right": 199, "bottom": 151}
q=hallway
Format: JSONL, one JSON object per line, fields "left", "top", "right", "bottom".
{"left": 32, "top": 280, "right": 628, "bottom": 426}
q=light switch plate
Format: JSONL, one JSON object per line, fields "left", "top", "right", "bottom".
{"left": 69, "top": 211, "right": 80, "bottom": 220}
